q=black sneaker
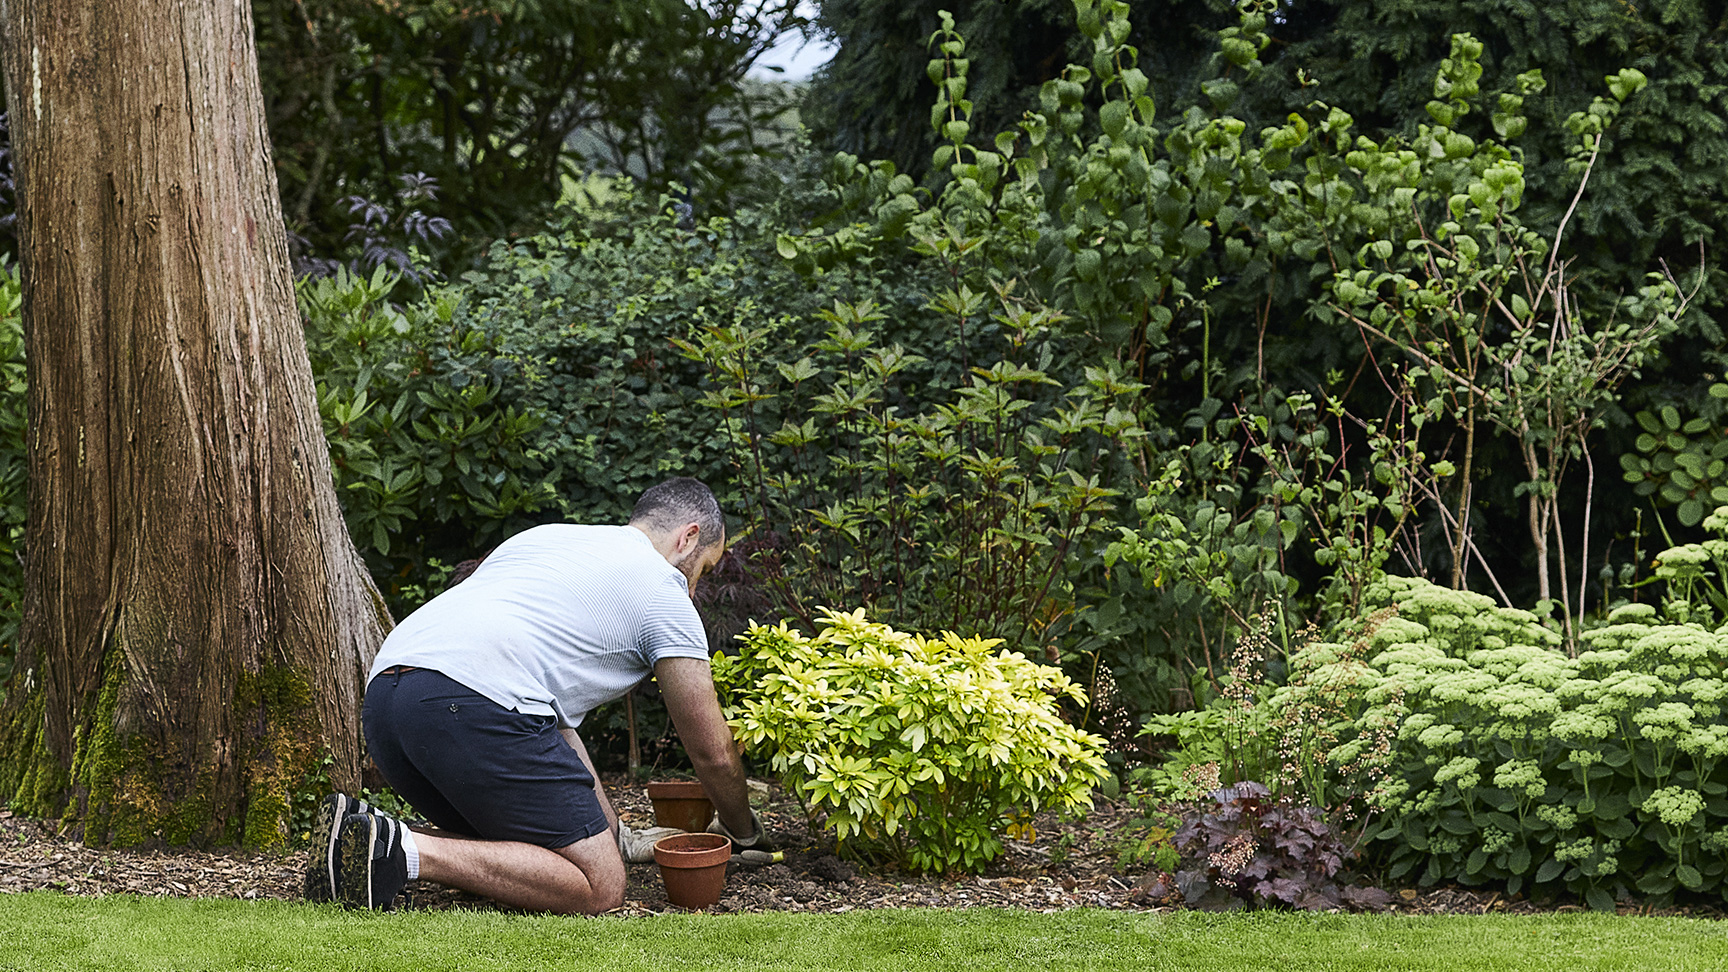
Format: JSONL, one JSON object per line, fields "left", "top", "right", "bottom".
{"left": 336, "top": 811, "right": 408, "bottom": 911}
{"left": 305, "top": 793, "right": 372, "bottom": 903}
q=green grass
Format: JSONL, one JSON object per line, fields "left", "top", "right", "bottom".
{"left": 0, "top": 893, "right": 1725, "bottom": 971}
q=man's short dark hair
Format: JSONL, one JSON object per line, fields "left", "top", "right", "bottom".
{"left": 630, "top": 478, "right": 724, "bottom": 549}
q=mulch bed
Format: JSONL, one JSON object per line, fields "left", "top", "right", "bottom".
{"left": 0, "top": 777, "right": 1720, "bottom": 918}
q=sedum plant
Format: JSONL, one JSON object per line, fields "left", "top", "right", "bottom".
{"left": 1290, "top": 574, "right": 1728, "bottom": 909}
{"left": 712, "top": 608, "right": 1108, "bottom": 874}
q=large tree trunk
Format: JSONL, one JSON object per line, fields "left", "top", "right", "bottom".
{"left": 0, "top": 0, "right": 390, "bottom": 846}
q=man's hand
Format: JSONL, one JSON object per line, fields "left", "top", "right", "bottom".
{"left": 706, "top": 807, "right": 774, "bottom": 851}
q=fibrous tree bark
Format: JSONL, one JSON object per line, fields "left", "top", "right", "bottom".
{"left": 0, "top": 0, "right": 390, "bottom": 846}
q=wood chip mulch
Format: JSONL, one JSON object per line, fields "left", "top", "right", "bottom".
{"left": 1, "top": 779, "right": 1721, "bottom": 919}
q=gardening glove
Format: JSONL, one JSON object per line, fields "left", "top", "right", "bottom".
{"left": 708, "top": 807, "right": 772, "bottom": 852}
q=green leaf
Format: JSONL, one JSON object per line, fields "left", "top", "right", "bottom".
{"left": 1635, "top": 869, "right": 1676, "bottom": 895}
{"left": 1582, "top": 795, "right": 1624, "bottom": 816}
{"left": 1680, "top": 499, "right": 1705, "bottom": 526}
{"left": 1465, "top": 847, "right": 1488, "bottom": 874}
{"left": 1099, "top": 100, "right": 1129, "bottom": 138}
{"left": 1507, "top": 845, "right": 1532, "bottom": 874}
{"left": 1075, "top": 248, "right": 1102, "bottom": 279}
{"left": 1608, "top": 68, "right": 1649, "bottom": 103}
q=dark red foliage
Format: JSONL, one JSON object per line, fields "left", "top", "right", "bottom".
{"left": 1173, "top": 781, "right": 1387, "bottom": 911}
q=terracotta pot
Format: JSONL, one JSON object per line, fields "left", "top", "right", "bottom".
{"left": 646, "top": 780, "right": 714, "bottom": 832}
{"left": 653, "top": 832, "right": 732, "bottom": 909}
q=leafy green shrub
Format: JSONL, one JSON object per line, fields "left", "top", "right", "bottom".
{"left": 712, "top": 608, "right": 1108, "bottom": 873}
{"left": 1620, "top": 386, "right": 1728, "bottom": 528}
{"left": 454, "top": 182, "right": 950, "bottom": 526}
{"left": 1294, "top": 575, "right": 1728, "bottom": 908}
{"left": 300, "top": 265, "right": 560, "bottom": 611}
{"left": 681, "top": 294, "right": 1140, "bottom": 657}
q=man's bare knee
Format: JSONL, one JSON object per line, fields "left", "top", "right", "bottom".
{"left": 556, "top": 882, "right": 625, "bottom": 916}
{"left": 552, "top": 830, "right": 626, "bottom": 915}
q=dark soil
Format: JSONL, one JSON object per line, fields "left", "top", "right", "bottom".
{"left": 1, "top": 778, "right": 1720, "bottom": 919}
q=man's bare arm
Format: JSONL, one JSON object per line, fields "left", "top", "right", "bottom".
{"left": 654, "top": 656, "right": 755, "bottom": 839}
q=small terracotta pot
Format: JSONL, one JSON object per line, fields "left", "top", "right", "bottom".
{"left": 646, "top": 780, "right": 714, "bottom": 832}
{"left": 653, "top": 832, "right": 732, "bottom": 909}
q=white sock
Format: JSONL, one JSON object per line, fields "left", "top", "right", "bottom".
{"left": 399, "top": 825, "right": 420, "bottom": 881}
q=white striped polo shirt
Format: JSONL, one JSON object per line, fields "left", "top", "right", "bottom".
{"left": 368, "top": 523, "right": 711, "bottom": 727}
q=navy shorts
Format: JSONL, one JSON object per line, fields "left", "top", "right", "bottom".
{"left": 361, "top": 668, "right": 609, "bottom": 849}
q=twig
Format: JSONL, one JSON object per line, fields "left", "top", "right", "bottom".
{"left": 1578, "top": 445, "right": 1595, "bottom": 634}
{"left": 1547, "top": 139, "right": 1601, "bottom": 281}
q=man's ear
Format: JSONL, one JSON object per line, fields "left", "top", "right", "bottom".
{"left": 678, "top": 522, "right": 703, "bottom": 553}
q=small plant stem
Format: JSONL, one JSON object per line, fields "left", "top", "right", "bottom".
{"left": 1553, "top": 495, "right": 1576, "bottom": 649}
{"left": 1201, "top": 304, "right": 1211, "bottom": 403}
{"left": 1578, "top": 445, "right": 1595, "bottom": 633}
{"left": 1450, "top": 401, "right": 1476, "bottom": 590}
{"left": 625, "top": 693, "right": 641, "bottom": 778}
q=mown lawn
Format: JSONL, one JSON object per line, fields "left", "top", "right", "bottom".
{"left": 0, "top": 892, "right": 1724, "bottom": 971}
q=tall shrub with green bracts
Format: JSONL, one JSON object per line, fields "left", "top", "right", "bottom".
{"left": 1286, "top": 575, "right": 1728, "bottom": 909}
{"left": 713, "top": 609, "right": 1108, "bottom": 873}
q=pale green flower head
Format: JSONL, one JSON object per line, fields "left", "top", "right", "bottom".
{"left": 1678, "top": 723, "right": 1728, "bottom": 758}
{"left": 1536, "top": 803, "right": 1579, "bottom": 832}
{"left": 1681, "top": 677, "right": 1728, "bottom": 702}
{"left": 1573, "top": 648, "right": 1631, "bottom": 677}
{"left": 1605, "top": 603, "right": 1659, "bottom": 627}
{"left": 1374, "top": 643, "right": 1450, "bottom": 673}
{"left": 1630, "top": 627, "right": 1722, "bottom": 666}
{"left": 1555, "top": 677, "right": 1604, "bottom": 705}
{"left": 1434, "top": 755, "right": 1480, "bottom": 784}
{"left": 1429, "top": 671, "right": 1499, "bottom": 703}
{"left": 1551, "top": 710, "right": 1615, "bottom": 742}
{"left": 1465, "top": 645, "right": 1551, "bottom": 677}
{"left": 1704, "top": 505, "right": 1728, "bottom": 533}
{"left": 1634, "top": 700, "right": 1696, "bottom": 733}
{"left": 1371, "top": 617, "right": 1433, "bottom": 649}
{"left": 1481, "top": 827, "right": 1513, "bottom": 854}
{"left": 1367, "top": 776, "right": 1410, "bottom": 810}
{"left": 1482, "top": 683, "right": 1561, "bottom": 721}
{"left": 1399, "top": 711, "right": 1438, "bottom": 741}
{"left": 1643, "top": 786, "right": 1705, "bottom": 829}
{"left": 1603, "top": 671, "right": 1666, "bottom": 701}
{"left": 1655, "top": 543, "right": 1711, "bottom": 568}
{"left": 1417, "top": 722, "right": 1466, "bottom": 749}
{"left": 1492, "top": 758, "right": 1546, "bottom": 798}
{"left": 1491, "top": 607, "right": 1560, "bottom": 647}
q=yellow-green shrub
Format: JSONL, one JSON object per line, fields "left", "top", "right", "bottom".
{"left": 712, "top": 609, "right": 1108, "bottom": 873}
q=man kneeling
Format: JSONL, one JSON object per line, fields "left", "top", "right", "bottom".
{"left": 306, "top": 477, "right": 765, "bottom": 914}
